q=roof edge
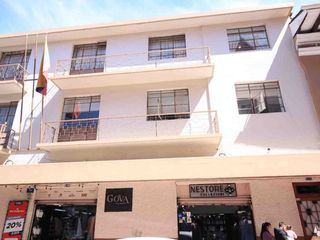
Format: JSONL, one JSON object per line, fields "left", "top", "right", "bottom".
{"left": 0, "top": 2, "right": 293, "bottom": 40}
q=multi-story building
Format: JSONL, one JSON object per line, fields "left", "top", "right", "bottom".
{"left": 0, "top": 3, "right": 319, "bottom": 240}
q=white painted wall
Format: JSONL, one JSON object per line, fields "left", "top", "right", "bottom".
{"left": 2, "top": 15, "right": 320, "bottom": 164}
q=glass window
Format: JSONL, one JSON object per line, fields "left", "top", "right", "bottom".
{"left": 58, "top": 96, "right": 100, "bottom": 142}
{"left": 0, "top": 50, "right": 31, "bottom": 80}
{"left": 70, "top": 42, "right": 106, "bottom": 75}
{"left": 148, "top": 35, "right": 186, "bottom": 60}
{"left": 227, "top": 26, "right": 270, "bottom": 52}
{"left": 147, "top": 89, "right": 190, "bottom": 121}
{"left": 235, "top": 82, "right": 285, "bottom": 114}
{"left": 0, "top": 102, "right": 17, "bottom": 129}
{"left": 61, "top": 96, "right": 100, "bottom": 120}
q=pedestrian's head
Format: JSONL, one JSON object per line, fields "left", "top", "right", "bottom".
{"left": 279, "top": 222, "right": 286, "bottom": 229}
{"left": 260, "top": 222, "right": 272, "bottom": 239}
{"left": 286, "top": 225, "right": 292, "bottom": 230}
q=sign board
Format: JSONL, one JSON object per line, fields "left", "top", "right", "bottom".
{"left": 2, "top": 201, "right": 29, "bottom": 240}
{"left": 105, "top": 188, "right": 133, "bottom": 212}
{"left": 189, "top": 183, "right": 237, "bottom": 198}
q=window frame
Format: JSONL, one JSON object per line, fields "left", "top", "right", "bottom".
{"left": 148, "top": 34, "right": 187, "bottom": 60}
{"left": 70, "top": 42, "right": 107, "bottom": 75}
{"left": 61, "top": 95, "right": 101, "bottom": 121}
{"left": 146, "top": 89, "right": 190, "bottom": 121}
{"left": 227, "top": 25, "right": 270, "bottom": 52}
{"left": 235, "top": 81, "right": 285, "bottom": 115}
{"left": 0, "top": 50, "right": 31, "bottom": 81}
{"left": 0, "top": 101, "right": 18, "bottom": 129}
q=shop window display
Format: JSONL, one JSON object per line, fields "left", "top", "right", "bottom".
{"left": 177, "top": 205, "right": 256, "bottom": 240}
{"left": 30, "top": 204, "right": 96, "bottom": 240}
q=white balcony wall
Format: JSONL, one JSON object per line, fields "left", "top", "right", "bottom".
{"left": 3, "top": 16, "right": 320, "bottom": 164}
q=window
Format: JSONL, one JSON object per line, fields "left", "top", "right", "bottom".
{"left": 227, "top": 26, "right": 270, "bottom": 52}
{"left": 0, "top": 102, "right": 17, "bottom": 129}
{"left": 58, "top": 96, "right": 100, "bottom": 142}
{"left": 0, "top": 102, "right": 17, "bottom": 148}
{"left": 147, "top": 89, "right": 190, "bottom": 121}
{"left": 148, "top": 35, "right": 186, "bottom": 60}
{"left": 0, "top": 50, "right": 31, "bottom": 80}
{"left": 70, "top": 42, "right": 106, "bottom": 75}
{"left": 235, "top": 82, "right": 285, "bottom": 114}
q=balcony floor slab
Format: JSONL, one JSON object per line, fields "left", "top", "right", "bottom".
{"left": 37, "top": 134, "right": 222, "bottom": 162}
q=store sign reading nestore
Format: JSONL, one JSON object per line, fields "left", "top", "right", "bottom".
{"left": 105, "top": 188, "right": 133, "bottom": 212}
{"left": 190, "top": 183, "right": 237, "bottom": 198}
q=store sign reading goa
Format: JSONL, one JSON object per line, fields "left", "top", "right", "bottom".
{"left": 189, "top": 183, "right": 237, "bottom": 198}
{"left": 105, "top": 188, "right": 133, "bottom": 212}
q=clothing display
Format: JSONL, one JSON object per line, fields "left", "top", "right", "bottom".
{"left": 178, "top": 205, "right": 256, "bottom": 240}
{"left": 30, "top": 204, "right": 96, "bottom": 240}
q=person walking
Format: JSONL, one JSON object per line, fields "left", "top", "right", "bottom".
{"left": 260, "top": 222, "right": 274, "bottom": 240}
{"left": 285, "top": 225, "right": 297, "bottom": 240}
{"left": 274, "top": 222, "right": 288, "bottom": 240}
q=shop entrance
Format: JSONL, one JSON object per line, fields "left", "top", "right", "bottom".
{"left": 29, "top": 204, "right": 96, "bottom": 240}
{"left": 177, "top": 205, "right": 256, "bottom": 240}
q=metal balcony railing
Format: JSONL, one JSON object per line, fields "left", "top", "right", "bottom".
{"left": 0, "top": 64, "right": 28, "bottom": 82}
{"left": 55, "top": 47, "right": 212, "bottom": 77}
{"left": 0, "top": 123, "right": 16, "bottom": 149}
{"left": 41, "top": 110, "right": 219, "bottom": 144}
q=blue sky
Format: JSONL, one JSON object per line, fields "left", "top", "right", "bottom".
{"left": 0, "top": 0, "right": 318, "bottom": 35}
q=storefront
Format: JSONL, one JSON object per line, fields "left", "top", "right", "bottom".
{"left": 1, "top": 179, "right": 320, "bottom": 240}
{"left": 177, "top": 182, "right": 255, "bottom": 240}
{"left": 29, "top": 204, "right": 96, "bottom": 239}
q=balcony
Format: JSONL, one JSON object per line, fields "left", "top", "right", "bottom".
{"left": 296, "top": 32, "right": 320, "bottom": 56}
{"left": 0, "top": 64, "right": 27, "bottom": 98}
{"left": 0, "top": 123, "right": 16, "bottom": 163}
{"left": 52, "top": 47, "right": 214, "bottom": 89}
{"left": 37, "top": 111, "right": 221, "bottom": 162}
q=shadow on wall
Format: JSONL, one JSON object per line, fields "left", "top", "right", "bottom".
{"left": 234, "top": 26, "right": 319, "bottom": 151}
{"left": 16, "top": 81, "right": 62, "bottom": 152}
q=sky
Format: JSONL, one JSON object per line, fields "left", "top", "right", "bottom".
{"left": 0, "top": 0, "right": 319, "bottom": 35}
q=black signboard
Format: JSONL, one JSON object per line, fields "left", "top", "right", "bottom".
{"left": 189, "top": 183, "right": 237, "bottom": 198}
{"left": 105, "top": 188, "right": 133, "bottom": 212}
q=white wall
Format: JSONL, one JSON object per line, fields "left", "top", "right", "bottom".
{"left": 3, "top": 16, "right": 320, "bottom": 164}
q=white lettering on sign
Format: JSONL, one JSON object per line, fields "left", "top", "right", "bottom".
{"left": 106, "top": 194, "right": 129, "bottom": 204}
{"left": 189, "top": 183, "right": 237, "bottom": 198}
{"left": 3, "top": 218, "right": 24, "bottom": 233}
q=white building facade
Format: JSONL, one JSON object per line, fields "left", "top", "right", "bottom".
{"left": 0, "top": 3, "right": 319, "bottom": 240}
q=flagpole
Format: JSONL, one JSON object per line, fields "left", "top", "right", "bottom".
{"left": 39, "top": 34, "right": 48, "bottom": 144}
{"left": 40, "top": 94, "right": 44, "bottom": 143}
{"left": 28, "top": 34, "right": 38, "bottom": 150}
{"left": 18, "top": 34, "right": 28, "bottom": 150}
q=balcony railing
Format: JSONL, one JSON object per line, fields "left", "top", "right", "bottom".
{"left": 41, "top": 110, "right": 219, "bottom": 144}
{"left": 0, "top": 123, "right": 16, "bottom": 149}
{"left": 0, "top": 64, "right": 28, "bottom": 82}
{"left": 55, "top": 47, "right": 211, "bottom": 77}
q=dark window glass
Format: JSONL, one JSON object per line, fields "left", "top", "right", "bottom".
{"left": 0, "top": 102, "right": 17, "bottom": 148}
{"left": 147, "top": 89, "right": 190, "bottom": 121}
{"left": 70, "top": 42, "right": 106, "bottom": 75}
{"left": 0, "top": 50, "right": 31, "bottom": 80}
{"left": 235, "top": 82, "right": 285, "bottom": 114}
{"left": 148, "top": 35, "right": 186, "bottom": 60}
{"left": 227, "top": 26, "right": 270, "bottom": 52}
{"left": 296, "top": 185, "right": 320, "bottom": 195}
{"left": 0, "top": 102, "right": 17, "bottom": 128}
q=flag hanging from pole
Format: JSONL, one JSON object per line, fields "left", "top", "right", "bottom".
{"left": 36, "top": 36, "right": 50, "bottom": 95}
